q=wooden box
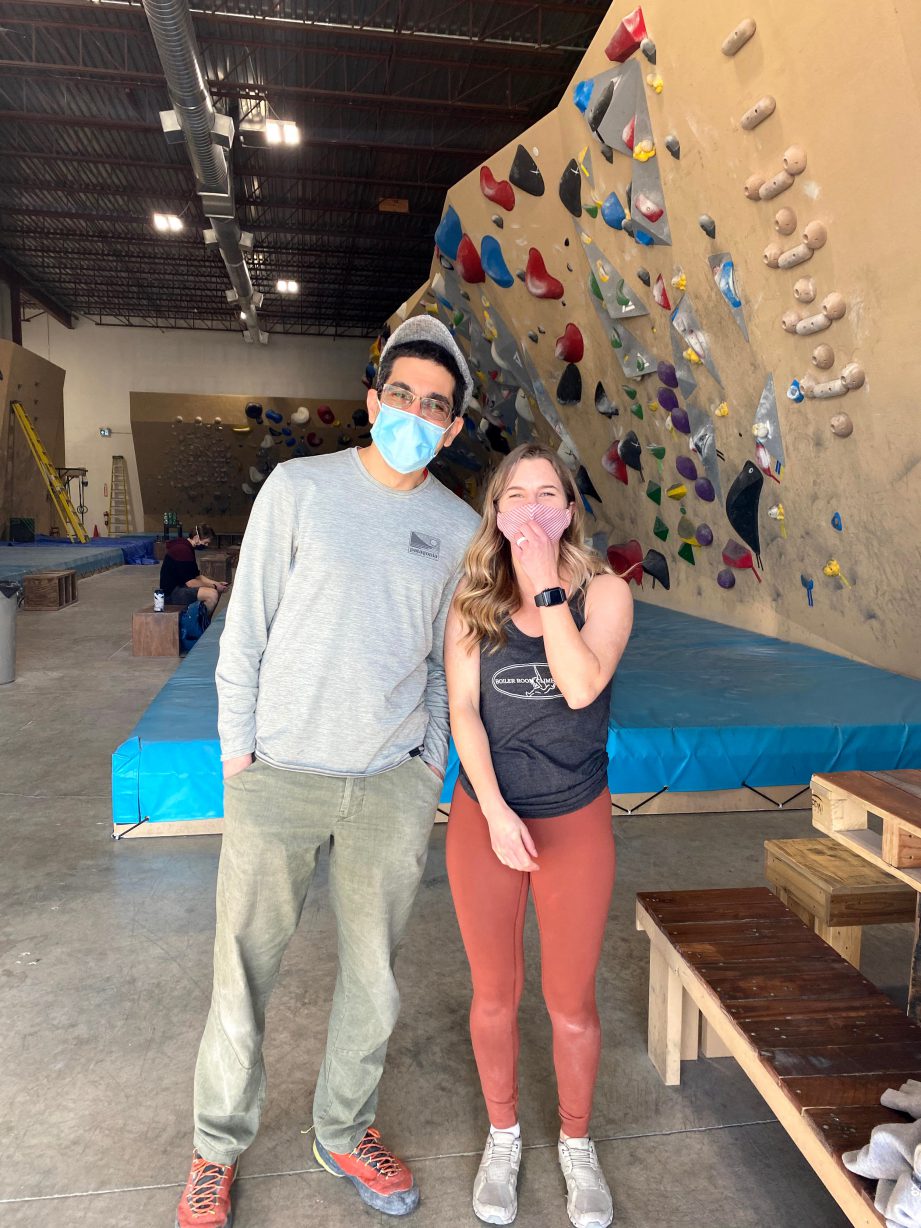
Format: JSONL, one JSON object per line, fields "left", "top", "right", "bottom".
{"left": 132, "top": 605, "right": 183, "bottom": 657}
{"left": 198, "top": 551, "right": 232, "bottom": 583}
{"left": 23, "top": 569, "right": 78, "bottom": 611}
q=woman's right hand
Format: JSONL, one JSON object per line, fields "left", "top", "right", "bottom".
{"left": 223, "top": 753, "right": 254, "bottom": 779}
{"left": 483, "top": 801, "right": 540, "bottom": 872}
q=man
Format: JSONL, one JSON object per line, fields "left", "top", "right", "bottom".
{"left": 175, "top": 316, "right": 480, "bottom": 1228}
{"left": 159, "top": 525, "right": 227, "bottom": 615}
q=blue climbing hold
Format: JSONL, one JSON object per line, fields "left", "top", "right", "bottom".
{"left": 434, "top": 205, "right": 463, "bottom": 260}
{"left": 831, "top": 511, "right": 843, "bottom": 531}
{"left": 480, "top": 235, "right": 514, "bottom": 289}
{"left": 285, "top": 437, "right": 296, "bottom": 447}
{"left": 281, "top": 426, "right": 292, "bottom": 436}
{"left": 634, "top": 228, "right": 654, "bottom": 246}
{"left": 573, "top": 79, "right": 594, "bottom": 113}
{"left": 787, "top": 379, "right": 805, "bottom": 403}
{"left": 601, "top": 191, "right": 626, "bottom": 230}
{"left": 266, "top": 409, "right": 283, "bottom": 423}
{"left": 716, "top": 258, "right": 742, "bottom": 309}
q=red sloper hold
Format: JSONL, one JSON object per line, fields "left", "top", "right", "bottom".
{"left": 601, "top": 443, "right": 629, "bottom": 485}
{"left": 653, "top": 275, "right": 672, "bottom": 311}
{"left": 555, "top": 323, "right": 584, "bottom": 363}
{"left": 456, "top": 234, "right": 485, "bottom": 283}
{"left": 607, "top": 538, "right": 645, "bottom": 585}
{"left": 605, "top": 7, "right": 648, "bottom": 63}
{"left": 480, "top": 166, "right": 516, "bottom": 212}
{"left": 622, "top": 115, "right": 636, "bottom": 151}
{"left": 525, "top": 247, "right": 564, "bottom": 299}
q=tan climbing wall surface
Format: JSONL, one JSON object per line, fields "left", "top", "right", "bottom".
{"left": 0, "top": 341, "right": 66, "bottom": 536}
{"left": 395, "top": 0, "right": 921, "bottom": 678}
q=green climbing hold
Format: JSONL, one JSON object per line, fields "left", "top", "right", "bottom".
{"left": 678, "top": 541, "right": 696, "bottom": 565}
{"left": 453, "top": 310, "right": 464, "bottom": 325}
{"left": 647, "top": 444, "right": 666, "bottom": 460}
{"left": 585, "top": 203, "right": 599, "bottom": 218}
{"left": 589, "top": 273, "right": 603, "bottom": 301}
{"left": 653, "top": 516, "right": 669, "bottom": 542}
{"left": 615, "top": 279, "right": 632, "bottom": 308}
{"left": 630, "top": 402, "right": 644, "bottom": 419}
{"left": 610, "top": 329, "right": 623, "bottom": 350}
{"left": 646, "top": 481, "right": 662, "bottom": 504}
{"left": 622, "top": 385, "right": 638, "bottom": 401}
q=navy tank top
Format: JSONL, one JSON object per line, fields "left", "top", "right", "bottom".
{"left": 457, "top": 603, "right": 612, "bottom": 819}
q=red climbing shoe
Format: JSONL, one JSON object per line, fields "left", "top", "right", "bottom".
{"left": 313, "top": 1126, "right": 420, "bottom": 1216}
{"left": 175, "top": 1150, "right": 236, "bottom": 1227}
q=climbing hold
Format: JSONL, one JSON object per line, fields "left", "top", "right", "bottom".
{"left": 767, "top": 502, "right": 786, "bottom": 538}
{"left": 781, "top": 310, "right": 802, "bottom": 334}
{"left": 307, "top": 432, "right": 322, "bottom": 448}
{"left": 555, "top": 321, "right": 584, "bottom": 363}
{"left": 600, "top": 143, "right": 615, "bottom": 164}
{"left": 642, "top": 549, "right": 670, "bottom": 590}
{"left": 619, "top": 431, "right": 644, "bottom": 474}
{"left": 804, "top": 363, "right": 866, "bottom": 399}
{"left": 434, "top": 206, "right": 463, "bottom": 260}
{"left": 821, "top": 292, "right": 846, "bottom": 319}
{"left": 675, "top": 456, "right": 698, "bottom": 481}
{"left": 622, "top": 115, "right": 636, "bottom": 151}
{"left": 712, "top": 256, "right": 742, "bottom": 313}
{"left": 783, "top": 146, "right": 808, "bottom": 175}
{"left": 830, "top": 412, "right": 854, "bottom": 437}
{"left": 744, "top": 174, "right": 765, "bottom": 200}
{"left": 763, "top": 242, "right": 784, "bottom": 268}
{"left": 630, "top": 402, "right": 644, "bottom": 420}
{"left": 656, "top": 386, "right": 678, "bottom": 412}
{"left": 641, "top": 37, "right": 656, "bottom": 63}
{"left": 794, "top": 277, "right": 816, "bottom": 303}
{"left": 480, "top": 166, "right": 515, "bottom": 212}
{"left": 646, "top": 480, "right": 662, "bottom": 504}
{"left": 665, "top": 134, "right": 680, "bottom": 159}
{"left": 456, "top": 235, "right": 485, "bottom": 283}
{"left": 823, "top": 558, "right": 851, "bottom": 586}
{"left": 266, "top": 409, "right": 283, "bottom": 424}
{"left": 525, "top": 248, "right": 564, "bottom": 299}
{"left": 556, "top": 364, "right": 582, "bottom": 405}
{"left": 637, "top": 267, "right": 651, "bottom": 287}
{"left": 241, "top": 482, "right": 255, "bottom": 496}
{"left": 573, "top": 79, "right": 594, "bottom": 113}
{"left": 491, "top": 215, "right": 504, "bottom": 229}
{"left": 774, "top": 207, "right": 797, "bottom": 236}
{"left": 787, "top": 379, "right": 805, "bottom": 403}
{"left": 804, "top": 220, "right": 828, "bottom": 250}
{"left": 633, "top": 140, "right": 655, "bottom": 162}
{"left": 607, "top": 539, "right": 645, "bottom": 585}
{"left": 245, "top": 402, "right": 263, "bottom": 421}
{"left": 800, "top": 574, "right": 815, "bottom": 607}
{"left": 528, "top": 330, "right": 539, "bottom": 343}
{"left": 794, "top": 293, "right": 846, "bottom": 335}
{"left": 653, "top": 275, "right": 672, "bottom": 311}
{"left": 353, "top": 408, "right": 369, "bottom": 428}
{"left": 634, "top": 192, "right": 664, "bottom": 224}
{"left": 740, "top": 95, "right": 776, "bottom": 130}
{"left": 726, "top": 461, "right": 764, "bottom": 564}
{"left": 778, "top": 243, "right": 813, "bottom": 270}
{"left": 480, "top": 236, "right": 514, "bottom": 288}
{"left": 653, "top": 516, "right": 669, "bottom": 542}
{"left": 509, "top": 144, "right": 544, "bottom": 196}
{"left": 722, "top": 539, "right": 762, "bottom": 582}
{"left": 601, "top": 191, "right": 626, "bottom": 230}
{"left": 666, "top": 483, "right": 687, "bottom": 501}
{"left": 694, "top": 478, "right": 716, "bottom": 503}
{"left": 559, "top": 159, "right": 582, "bottom": 218}
{"left": 670, "top": 409, "right": 691, "bottom": 435}
{"left": 721, "top": 17, "right": 756, "bottom": 56}
{"left": 677, "top": 542, "right": 696, "bottom": 565}
{"left": 812, "top": 344, "right": 835, "bottom": 369}
{"left": 696, "top": 524, "right": 714, "bottom": 547}
{"left": 601, "top": 443, "right": 629, "bottom": 484}
{"left": 646, "top": 72, "right": 664, "bottom": 94}
{"left": 759, "top": 171, "right": 795, "bottom": 200}
{"left": 657, "top": 361, "right": 678, "bottom": 389}
{"left": 831, "top": 511, "right": 843, "bottom": 532}
{"left": 595, "top": 382, "right": 618, "bottom": 417}
{"left": 605, "top": 6, "right": 648, "bottom": 62}
{"left": 317, "top": 406, "right": 335, "bottom": 425}
{"left": 698, "top": 214, "right": 716, "bottom": 239}
{"left": 717, "top": 569, "right": 736, "bottom": 590}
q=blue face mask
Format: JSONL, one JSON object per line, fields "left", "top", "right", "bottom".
{"left": 371, "top": 403, "right": 449, "bottom": 475}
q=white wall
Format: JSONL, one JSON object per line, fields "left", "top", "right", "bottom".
{"left": 21, "top": 315, "right": 370, "bottom": 536}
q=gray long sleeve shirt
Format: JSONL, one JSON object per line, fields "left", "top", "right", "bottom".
{"left": 216, "top": 447, "right": 480, "bottom": 776}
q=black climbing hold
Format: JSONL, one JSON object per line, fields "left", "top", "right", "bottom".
{"left": 595, "top": 382, "right": 618, "bottom": 417}
{"left": 600, "top": 143, "right": 614, "bottom": 164}
{"left": 492, "top": 214, "right": 504, "bottom": 229}
{"left": 564, "top": 237, "right": 570, "bottom": 247}
{"left": 618, "top": 430, "right": 643, "bottom": 475}
{"left": 460, "top": 289, "right": 470, "bottom": 300}
{"left": 528, "top": 330, "right": 539, "bottom": 342}
{"left": 538, "top": 326, "right": 546, "bottom": 335}
{"left": 559, "top": 158, "right": 582, "bottom": 218}
{"left": 665, "top": 134, "right": 681, "bottom": 159}
{"left": 622, "top": 219, "right": 635, "bottom": 237}
{"left": 557, "top": 363, "right": 582, "bottom": 405}
{"left": 641, "top": 37, "right": 657, "bottom": 64}
{"left": 515, "top": 270, "right": 526, "bottom": 283}
{"left": 726, "top": 461, "right": 764, "bottom": 565}
{"left": 642, "top": 549, "right": 671, "bottom": 590}
{"left": 509, "top": 144, "right": 544, "bottom": 196}
{"left": 637, "top": 267, "right": 651, "bottom": 286}
{"left": 439, "top": 256, "right": 454, "bottom": 271}
{"left": 587, "top": 79, "right": 614, "bottom": 135}
{"left": 566, "top": 263, "right": 573, "bottom": 273}
{"left": 625, "top": 182, "right": 633, "bottom": 211}
{"left": 698, "top": 214, "right": 716, "bottom": 239}
{"left": 575, "top": 465, "right": 601, "bottom": 502}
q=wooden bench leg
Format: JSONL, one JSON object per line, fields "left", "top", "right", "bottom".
{"left": 648, "top": 944, "right": 687, "bottom": 1085}
{"left": 815, "top": 920, "right": 862, "bottom": 968}
{"left": 700, "top": 1016, "right": 732, "bottom": 1058}
{"left": 910, "top": 898, "right": 921, "bottom": 1025}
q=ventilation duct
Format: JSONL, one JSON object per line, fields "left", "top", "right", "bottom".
{"left": 142, "top": 0, "right": 266, "bottom": 343}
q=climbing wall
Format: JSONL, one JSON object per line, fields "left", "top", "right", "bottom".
{"left": 387, "top": 0, "right": 921, "bottom": 679}
{"left": 130, "top": 391, "right": 368, "bottom": 533}
{"left": 0, "top": 341, "right": 66, "bottom": 536}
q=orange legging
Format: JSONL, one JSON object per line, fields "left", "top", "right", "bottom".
{"left": 446, "top": 785, "right": 615, "bottom": 1137}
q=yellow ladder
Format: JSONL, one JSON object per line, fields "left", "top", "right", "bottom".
{"left": 108, "top": 455, "right": 132, "bottom": 536}
{"left": 9, "top": 400, "right": 88, "bottom": 543}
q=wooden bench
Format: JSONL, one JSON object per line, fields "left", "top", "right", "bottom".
{"left": 636, "top": 887, "right": 921, "bottom": 1228}
{"left": 765, "top": 838, "right": 916, "bottom": 968}
{"left": 132, "top": 605, "right": 183, "bottom": 657}
{"left": 197, "top": 551, "right": 232, "bottom": 583}
{"left": 23, "top": 569, "right": 77, "bottom": 610}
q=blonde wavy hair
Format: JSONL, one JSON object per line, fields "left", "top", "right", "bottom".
{"left": 454, "top": 443, "right": 611, "bottom": 651}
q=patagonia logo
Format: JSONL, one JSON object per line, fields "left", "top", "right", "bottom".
{"left": 491, "top": 663, "right": 562, "bottom": 701}
{"left": 409, "top": 531, "right": 440, "bottom": 559}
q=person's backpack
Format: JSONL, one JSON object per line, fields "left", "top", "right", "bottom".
{"left": 179, "top": 599, "right": 211, "bottom": 654}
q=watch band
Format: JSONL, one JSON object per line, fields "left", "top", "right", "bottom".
{"left": 534, "top": 586, "right": 567, "bottom": 608}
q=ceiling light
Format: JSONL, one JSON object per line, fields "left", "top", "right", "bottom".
{"left": 283, "top": 123, "right": 300, "bottom": 146}
{"left": 240, "top": 311, "right": 247, "bottom": 321}
{"left": 265, "top": 120, "right": 282, "bottom": 145}
{"left": 239, "top": 117, "right": 301, "bottom": 149}
{"left": 276, "top": 279, "right": 299, "bottom": 294}
{"left": 168, "top": 214, "right": 183, "bottom": 232}
{"left": 287, "top": 280, "right": 299, "bottom": 293}
{"left": 153, "top": 212, "right": 182, "bottom": 233}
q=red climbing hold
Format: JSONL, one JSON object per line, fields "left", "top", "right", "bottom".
{"left": 622, "top": 115, "right": 636, "bottom": 151}
{"left": 479, "top": 166, "right": 515, "bottom": 212}
{"left": 653, "top": 275, "right": 672, "bottom": 311}
{"left": 307, "top": 432, "right": 322, "bottom": 448}
{"left": 607, "top": 539, "right": 645, "bottom": 585}
{"left": 633, "top": 192, "right": 664, "bottom": 223}
{"left": 525, "top": 247, "right": 564, "bottom": 299}
{"left": 555, "top": 324, "right": 584, "bottom": 363}
{"left": 317, "top": 405, "right": 335, "bottom": 425}
{"left": 456, "top": 234, "right": 485, "bottom": 283}
{"left": 601, "top": 443, "right": 629, "bottom": 485}
{"left": 605, "top": 7, "right": 647, "bottom": 63}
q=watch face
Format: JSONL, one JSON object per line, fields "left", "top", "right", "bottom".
{"left": 536, "top": 586, "right": 566, "bottom": 606}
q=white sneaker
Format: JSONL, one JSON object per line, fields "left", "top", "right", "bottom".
{"left": 473, "top": 1129, "right": 522, "bottom": 1225}
{"left": 558, "top": 1137, "right": 613, "bottom": 1228}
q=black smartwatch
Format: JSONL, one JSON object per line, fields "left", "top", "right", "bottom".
{"left": 534, "top": 586, "right": 567, "bottom": 608}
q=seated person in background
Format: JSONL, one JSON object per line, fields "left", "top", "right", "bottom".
{"left": 159, "top": 524, "right": 227, "bottom": 614}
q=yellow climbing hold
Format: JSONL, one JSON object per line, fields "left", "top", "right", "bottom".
{"left": 647, "top": 401, "right": 659, "bottom": 414}
{"left": 823, "top": 558, "right": 851, "bottom": 586}
{"left": 671, "top": 272, "right": 687, "bottom": 291}
{"left": 424, "top": 301, "right": 439, "bottom": 315}
{"left": 596, "top": 260, "right": 611, "bottom": 284}
{"left": 646, "top": 72, "right": 664, "bottom": 94}
{"left": 634, "top": 140, "right": 656, "bottom": 161}
{"left": 666, "top": 483, "right": 687, "bottom": 500}
{"left": 483, "top": 313, "right": 498, "bottom": 341}
{"left": 683, "top": 346, "right": 702, "bottom": 365}
{"left": 715, "top": 401, "right": 729, "bottom": 417}
{"left": 768, "top": 503, "right": 787, "bottom": 538}
{"left": 578, "top": 146, "right": 592, "bottom": 178}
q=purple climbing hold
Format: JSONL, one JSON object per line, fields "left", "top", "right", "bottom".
{"left": 676, "top": 456, "right": 698, "bottom": 481}
{"left": 696, "top": 524, "right": 714, "bottom": 547}
{"left": 657, "top": 386, "right": 679, "bottom": 412}
{"left": 657, "top": 361, "right": 678, "bottom": 389}
{"left": 717, "top": 568, "right": 736, "bottom": 589}
{"left": 670, "top": 409, "right": 691, "bottom": 434}
{"left": 694, "top": 477, "right": 716, "bottom": 502}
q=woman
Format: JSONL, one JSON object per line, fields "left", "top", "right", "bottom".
{"left": 445, "top": 443, "right": 633, "bottom": 1228}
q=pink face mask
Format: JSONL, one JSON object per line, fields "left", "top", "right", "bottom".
{"left": 496, "top": 502, "right": 573, "bottom": 543}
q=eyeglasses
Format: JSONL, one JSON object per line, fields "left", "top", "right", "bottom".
{"left": 379, "top": 384, "right": 454, "bottom": 428}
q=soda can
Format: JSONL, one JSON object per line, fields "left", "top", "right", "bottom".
{"left": 153, "top": 589, "right": 165, "bottom": 612}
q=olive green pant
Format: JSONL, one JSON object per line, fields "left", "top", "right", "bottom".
{"left": 192, "top": 755, "right": 441, "bottom": 1163}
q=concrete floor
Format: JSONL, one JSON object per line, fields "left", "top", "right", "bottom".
{"left": 0, "top": 565, "right": 912, "bottom": 1228}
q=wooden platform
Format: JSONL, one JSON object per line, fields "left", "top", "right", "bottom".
{"left": 22, "top": 569, "right": 77, "bottom": 610}
{"left": 813, "top": 771, "right": 921, "bottom": 882}
{"left": 636, "top": 886, "right": 921, "bottom": 1228}
{"left": 132, "top": 605, "right": 183, "bottom": 657}
{"left": 197, "top": 551, "right": 232, "bottom": 583}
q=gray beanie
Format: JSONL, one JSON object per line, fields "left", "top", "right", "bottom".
{"left": 379, "top": 314, "right": 473, "bottom": 409}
